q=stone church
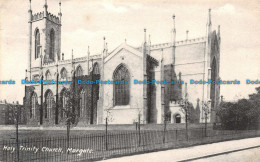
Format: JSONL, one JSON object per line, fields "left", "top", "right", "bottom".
{"left": 23, "top": 1, "right": 220, "bottom": 125}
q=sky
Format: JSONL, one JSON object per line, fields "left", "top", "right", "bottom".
{"left": 0, "top": 0, "right": 260, "bottom": 103}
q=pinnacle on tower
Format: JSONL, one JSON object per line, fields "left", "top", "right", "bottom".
{"left": 208, "top": 8, "right": 212, "bottom": 26}
{"left": 58, "top": 0, "right": 62, "bottom": 22}
{"left": 218, "top": 25, "right": 221, "bottom": 35}
{"left": 28, "top": 0, "right": 32, "bottom": 22}
{"left": 172, "top": 14, "right": 176, "bottom": 29}
{"left": 44, "top": 0, "right": 48, "bottom": 9}
{"left": 172, "top": 14, "right": 176, "bottom": 46}
{"left": 144, "top": 28, "right": 147, "bottom": 43}
{"left": 29, "top": 0, "right": 32, "bottom": 11}
{"left": 71, "top": 49, "right": 74, "bottom": 60}
{"left": 207, "top": 8, "right": 212, "bottom": 35}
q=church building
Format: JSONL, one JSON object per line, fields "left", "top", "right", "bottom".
{"left": 23, "top": 1, "right": 220, "bottom": 125}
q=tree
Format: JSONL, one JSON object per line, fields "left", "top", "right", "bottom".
{"left": 201, "top": 100, "right": 211, "bottom": 137}
{"left": 103, "top": 92, "right": 114, "bottom": 150}
{"left": 217, "top": 86, "right": 260, "bottom": 130}
{"left": 162, "top": 111, "right": 171, "bottom": 143}
{"left": 178, "top": 98, "right": 191, "bottom": 140}
{"left": 249, "top": 87, "right": 260, "bottom": 124}
{"left": 189, "top": 99, "right": 201, "bottom": 123}
{"left": 217, "top": 101, "right": 236, "bottom": 129}
{"left": 60, "top": 88, "right": 79, "bottom": 152}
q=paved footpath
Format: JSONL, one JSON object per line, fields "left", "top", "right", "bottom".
{"left": 101, "top": 137, "right": 260, "bottom": 162}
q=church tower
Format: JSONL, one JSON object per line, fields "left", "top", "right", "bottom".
{"left": 28, "top": 0, "right": 61, "bottom": 78}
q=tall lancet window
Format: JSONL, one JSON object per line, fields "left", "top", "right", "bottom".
{"left": 113, "top": 64, "right": 130, "bottom": 106}
{"left": 60, "top": 68, "right": 67, "bottom": 80}
{"left": 75, "top": 66, "right": 83, "bottom": 77}
{"left": 61, "top": 89, "right": 68, "bottom": 118}
{"left": 35, "top": 29, "right": 40, "bottom": 59}
{"left": 45, "top": 70, "right": 51, "bottom": 80}
{"left": 46, "top": 90, "right": 53, "bottom": 119}
{"left": 49, "top": 29, "right": 55, "bottom": 61}
{"left": 79, "top": 89, "right": 86, "bottom": 117}
{"left": 31, "top": 93, "right": 37, "bottom": 119}
{"left": 93, "top": 63, "right": 100, "bottom": 74}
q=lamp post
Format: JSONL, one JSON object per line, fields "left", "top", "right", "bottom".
{"left": 39, "top": 45, "right": 43, "bottom": 125}
{"left": 90, "top": 58, "right": 94, "bottom": 124}
{"left": 202, "top": 100, "right": 211, "bottom": 137}
{"left": 9, "top": 102, "right": 20, "bottom": 161}
{"left": 138, "top": 111, "right": 141, "bottom": 146}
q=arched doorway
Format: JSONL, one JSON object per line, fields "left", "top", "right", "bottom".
{"left": 175, "top": 114, "right": 181, "bottom": 123}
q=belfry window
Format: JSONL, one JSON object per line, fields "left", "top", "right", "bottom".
{"left": 113, "top": 64, "right": 130, "bottom": 106}
{"left": 35, "top": 29, "right": 40, "bottom": 59}
{"left": 49, "top": 29, "right": 55, "bottom": 60}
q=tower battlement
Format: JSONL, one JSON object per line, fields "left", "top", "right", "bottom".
{"left": 32, "top": 12, "right": 44, "bottom": 22}
{"left": 31, "top": 11, "right": 60, "bottom": 24}
{"left": 46, "top": 12, "right": 60, "bottom": 24}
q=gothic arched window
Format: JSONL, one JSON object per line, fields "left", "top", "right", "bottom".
{"left": 60, "top": 89, "right": 68, "bottom": 118}
{"left": 45, "top": 70, "right": 51, "bottom": 80}
{"left": 79, "top": 89, "right": 85, "bottom": 117}
{"left": 31, "top": 93, "right": 37, "bottom": 119}
{"left": 35, "top": 29, "right": 40, "bottom": 59}
{"left": 75, "top": 66, "right": 83, "bottom": 77}
{"left": 60, "top": 68, "right": 67, "bottom": 80}
{"left": 46, "top": 90, "right": 53, "bottom": 119}
{"left": 49, "top": 29, "right": 55, "bottom": 61}
{"left": 113, "top": 64, "right": 130, "bottom": 106}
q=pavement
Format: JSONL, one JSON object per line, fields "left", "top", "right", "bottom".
{"left": 100, "top": 137, "right": 260, "bottom": 162}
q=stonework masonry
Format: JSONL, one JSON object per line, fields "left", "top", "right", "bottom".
{"left": 24, "top": 2, "right": 220, "bottom": 125}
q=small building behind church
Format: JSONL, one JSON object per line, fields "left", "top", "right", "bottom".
{"left": 0, "top": 100, "right": 25, "bottom": 125}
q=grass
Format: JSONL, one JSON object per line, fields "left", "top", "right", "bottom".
{"left": 0, "top": 129, "right": 106, "bottom": 141}
{"left": 1, "top": 125, "right": 259, "bottom": 162}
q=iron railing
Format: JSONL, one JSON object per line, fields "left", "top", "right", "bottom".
{"left": 1, "top": 128, "right": 260, "bottom": 162}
